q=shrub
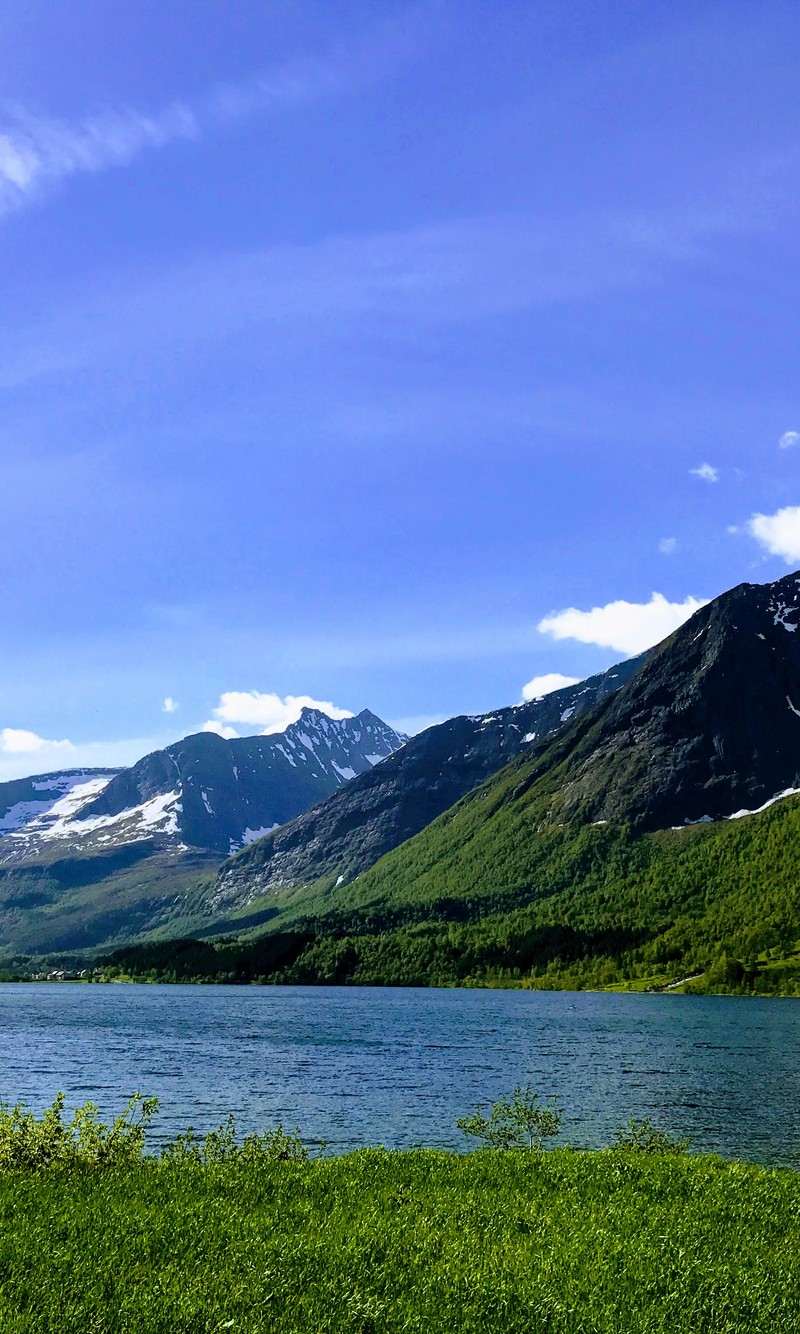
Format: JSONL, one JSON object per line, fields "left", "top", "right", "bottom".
{"left": 161, "top": 1115, "right": 309, "bottom": 1164}
{"left": 457, "top": 1084, "right": 561, "bottom": 1151}
{"left": 611, "top": 1116, "right": 690, "bottom": 1155}
{"left": 0, "top": 1092, "right": 159, "bottom": 1171}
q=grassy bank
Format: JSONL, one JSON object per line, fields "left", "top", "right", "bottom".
{"left": 0, "top": 1149, "right": 798, "bottom": 1332}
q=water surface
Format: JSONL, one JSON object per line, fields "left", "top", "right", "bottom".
{"left": 1, "top": 984, "right": 797, "bottom": 1165}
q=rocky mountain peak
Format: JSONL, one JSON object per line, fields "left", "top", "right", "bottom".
{"left": 533, "top": 570, "right": 800, "bottom": 833}
{"left": 0, "top": 706, "right": 407, "bottom": 863}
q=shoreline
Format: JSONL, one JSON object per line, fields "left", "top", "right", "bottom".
{"left": 8, "top": 972, "right": 800, "bottom": 998}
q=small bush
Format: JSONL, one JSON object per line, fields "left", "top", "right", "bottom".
{"left": 457, "top": 1084, "right": 561, "bottom": 1151}
{"left": 611, "top": 1116, "right": 690, "bottom": 1155}
{"left": 0, "top": 1096, "right": 312, "bottom": 1172}
{"left": 161, "top": 1114, "right": 309, "bottom": 1164}
{"left": 0, "top": 1092, "right": 159, "bottom": 1171}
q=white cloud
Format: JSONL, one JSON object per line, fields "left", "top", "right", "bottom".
{"left": 162, "top": 697, "right": 179, "bottom": 714}
{"left": 747, "top": 505, "right": 800, "bottom": 563}
{"left": 206, "top": 690, "right": 354, "bottom": 736}
{"left": 779, "top": 431, "right": 800, "bottom": 450}
{"left": 658, "top": 537, "right": 677, "bottom": 555}
{"left": 538, "top": 592, "right": 709, "bottom": 655}
{"left": 690, "top": 463, "right": 719, "bottom": 482}
{"left": 201, "top": 721, "right": 239, "bottom": 740}
{"left": 0, "top": 728, "right": 73, "bottom": 755}
{"left": 521, "top": 673, "right": 580, "bottom": 701}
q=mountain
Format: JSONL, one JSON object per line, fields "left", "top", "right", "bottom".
{"left": 514, "top": 570, "right": 800, "bottom": 833}
{"left": 211, "top": 656, "right": 643, "bottom": 912}
{"left": 317, "top": 570, "right": 800, "bottom": 913}
{"left": 120, "top": 572, "right": 800, "bottom": 994}
{"left": 14, "top": 568, "right": 800, "bottom": 984}
{"left": 0, "top": 709, "right": 406, "bottom": 866}
{"left": 0, "top": 708, "right": 405, "bottom": 956}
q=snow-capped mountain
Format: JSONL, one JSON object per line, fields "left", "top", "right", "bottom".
{"left": 0, "top": 709, "right": 406, "bottom": 864}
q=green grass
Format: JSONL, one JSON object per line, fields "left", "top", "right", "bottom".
{"left": 0, "top": 1150, "right": 798, "bottom": 1332}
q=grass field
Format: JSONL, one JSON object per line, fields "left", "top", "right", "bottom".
{"left": 0, "top": 1148, "right": 798, "bottom": 1333}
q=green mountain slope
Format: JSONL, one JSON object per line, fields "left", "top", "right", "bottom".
{"left": 105, "top": 773, "right": 800, "bottom": 994}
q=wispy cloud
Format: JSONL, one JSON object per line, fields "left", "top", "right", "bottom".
{"left": 0, "top": 102, "right": 199, "bottom": 214}
{"left": 161, "top": 697, "right": 179, "bottom": 714}
{"left": 659, "top": 537, "right": 677, "bottom": 554}
{"left": 779, "top": 430, "right": 800, "bottom": 450}
{"left": 538, "top": 592, "right": 708, "bottom": 655}
{"left": 207, "top": 58, "right": 346, "bottom": 122}
{"left": 0, "top": 20, "right": 402, "bottom": 220}
{"left": 690, "top": 463, "right": 719, "bottom": 483}
{"left": 0, "top": 193, "right": 782, "bottom": 397}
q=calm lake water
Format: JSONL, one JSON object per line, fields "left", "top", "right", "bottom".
{"left": 0, "top": 983, "right": 798, "bottom": 1166}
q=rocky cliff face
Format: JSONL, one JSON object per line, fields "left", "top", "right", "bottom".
{"left": 527, "top": 571, "right": 800, "bottom": 833}
{"left": 213, "top": 656, "right": 643, "bottom": 907}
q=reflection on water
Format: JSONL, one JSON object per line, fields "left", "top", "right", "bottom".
{"left": 0, "top": 983, "right": 798, "bottom": 1165}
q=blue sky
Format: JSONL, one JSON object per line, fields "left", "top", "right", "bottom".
{"left": 2, "top": 0, "right": 800, "bottom": 778}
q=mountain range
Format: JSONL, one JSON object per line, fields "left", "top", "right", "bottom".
{"left": 212, "top": 655, "right": 642, "bottom": 912}
{"left": 4, "top": 570, "right": 800, "bottom": 995}
{"left": 110, "top": 570, "right": 800, "bottom": 995}
{"left": 0, "top": 709, "right": 405, "bottom": 953}
{"left": 0, "top": 666, "right": 639, "bottom": 955}
{"left": 0, "top": 708, "right": 405, "bottom": 865}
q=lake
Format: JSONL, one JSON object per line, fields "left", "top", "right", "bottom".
{"left": 0, "top": 983, "right": 798, "bottom": 1165}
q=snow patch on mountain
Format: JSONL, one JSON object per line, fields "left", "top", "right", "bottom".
{"left": 0, "top": 773, "right": 119, "bottom": 842}
{"left": 241, "top": 824, "right": 279, "bottom": 846}
{"left": 727, "top": 788, "right": 800, "bottom": 820}
{"left": 41, "top": 787, "right": 181, "bottom": 843}
{"left": 0, "top": 801, "right": 50, "bottom": 833}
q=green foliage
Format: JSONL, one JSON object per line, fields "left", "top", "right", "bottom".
{"left": 612, "top": 1117, "right": 690, "bottom": 1155}
{"left": 0, "top": 1148, "right": 797, "bottom": 1331}
{"left": 457, "top": 1085, "right": 561, "bottom": 1151}
{"left": 0, "top": 1092, "right": 158, "bottom": 1171}
{"left": 0, "top": 1095, "right": 312, "bottom": 1173}
{"left": 161, "top": 1114, "right": 309, "bottom": 1164}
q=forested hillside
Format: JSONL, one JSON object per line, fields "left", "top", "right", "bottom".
{"left": 106, "top": 776, "right": 800, "bottom": 994}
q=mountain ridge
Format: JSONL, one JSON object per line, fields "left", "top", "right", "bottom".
{"left": 0, "top": 707, "right": 406, "bottom": 867}
{"left": 211, "top": 655, "right": 644, "bottom": 911}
